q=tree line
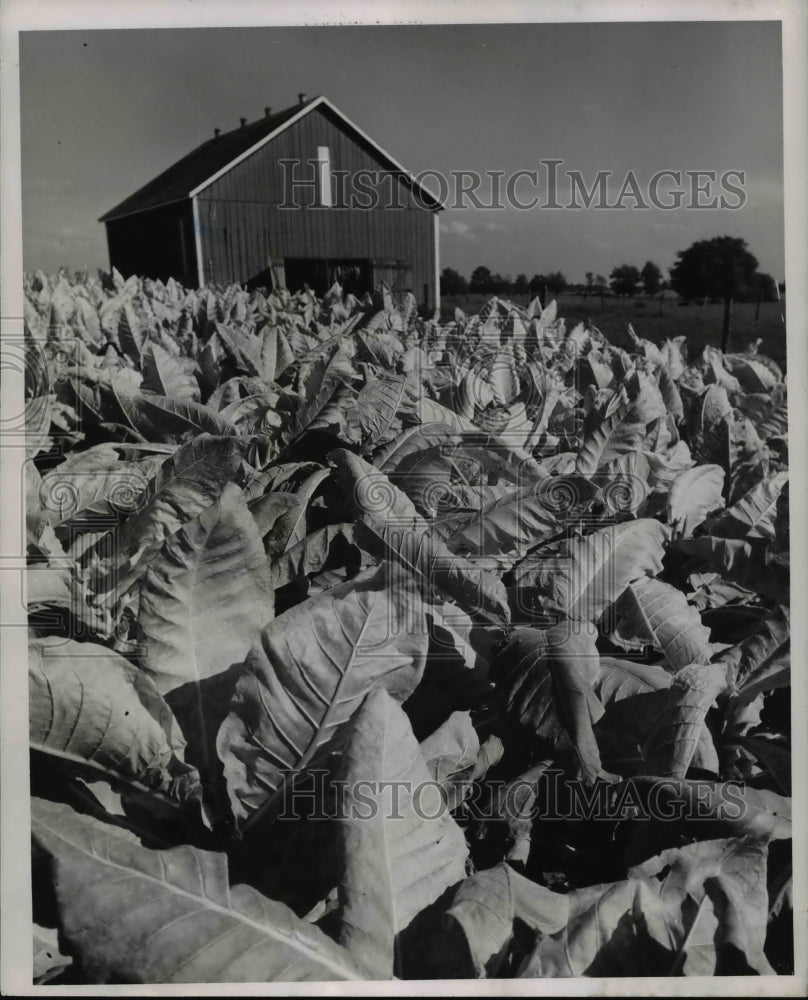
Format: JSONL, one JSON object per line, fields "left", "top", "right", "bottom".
{"left": 441, "top": 236, "right": 781, "bottom": 349}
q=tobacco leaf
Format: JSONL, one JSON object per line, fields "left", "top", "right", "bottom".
{"left": 216, "top": 565, "right": 428, "bottom": 825}
{"left": 32, "top": 797, "right": 365, "bottom": 983}
{"left": 334, "top": 689, "right": 468, "bottom": 978}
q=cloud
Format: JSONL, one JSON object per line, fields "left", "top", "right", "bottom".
{"left": 440, "top": 219, "right": 477, "bottom": 240}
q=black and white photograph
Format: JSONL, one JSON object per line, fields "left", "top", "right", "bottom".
{"left": 1, "top": 2, "right": 805, "bottom": 994}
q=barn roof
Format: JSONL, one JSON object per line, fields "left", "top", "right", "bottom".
{"left": 99, "top": 95, "right": 443, "bottom": 222}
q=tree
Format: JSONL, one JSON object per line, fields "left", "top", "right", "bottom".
{"left": 469, "top": 266, "right": 493, "bottom": 294}
{"left": 528, "top": 274, "right": 544, "bottom": 297}
{"left": 669, "top": 236, "right": 759, "bottom": 351}
{"left": 640, "top": 261, "right": 663, "bottom": 297}
{"left": 585, "top": 271, "right": 594, "bottom": 299}
{"left": 610, "top": 264, "right": 642, "bottom": 297}
{"left": 440, "top": 267, "right": 468, "bottom": 296}
{"left": 543, "top": 271, "right": 568, "bottom": 297}
{"left": 513, "top": 273, "right": 529, "bottom": 295}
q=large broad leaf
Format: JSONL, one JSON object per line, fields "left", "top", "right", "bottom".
{"left": 29, "top": 636, "right": 197, "bottom": 801}
{"left": 620, "top": 777, "right": 791, "bottom": 841}
{"left": 410, "top": 395, "right": 479, "bottom": 434}
{"left": 444, "top": 475, "right": 599, "bottom": 558}
{"left": 254, "top": 468, "right": 332, "bottom": 557}
{"left": 343, "top": 373, "right": 409, "bottom": 449}
{"left": 216, "top": 566, "right": 428, "bottom": 824}
{"left": 671, "top": 536, "right": 789, "bottom": 604}
{"left": 715, "top": 605, "right": 789, "bottom": 708}
{"left": 593, "top": 658, "right": 718, "bottom": 777}
{"left": 445, "top": 433, "right": 551, "bottom": 486}
{"left": 32, "top": 798, "right": 364, "bottom": 983}
{"left": 721, "top": 354, "right": 780, "bottom": 393}
{"left": 598, "top": 452, "right": 652, "bottom": 516}
{"left": 140, "top": 342, "right": 200, "bottom": 400}
{"left": 682, "top": 383, "right": 733, "bottom": 464}
{"left": 93, "top": 434, "right": 246, "bottom": 595}
{"left": 517, "top": 876, "right": 673, "bottom": 977}
{"left": 492, "top": 622, "right": 605, "bottom": 782}
{"left": 117, "top": 300, "right": 145, "bottom": 365}
{"left": 331, "top": 449, "right": 510, "bottom": 624}
{"left": 613, "top": 578, "right": 714, "bottom": 671}
{"left": 595, "top": 656, "right": 673, "bottom": 704}
{"left": 387, "top": 444, "right": 456, "bottom": 519}
{"left": 33, "top": 924, "right": 72, "bottom": 984}
{"left": 373, "top": 422, "right": 460, "bottom": 473}
{"left": 105, "top": 381, "right": 237, "bottom": 442}
{"left": 709, "top": 471, "right": 788, "bottom": 541}
{"left": 666, "top": 464, "right": 725, "bottom": 537}
{"left": 334, "top": 689, "right": 468, "bottom": 978}
{"left": 37, "top": 446, "right": 160, "bottom": 532}
{"left": 522, "top": 836, "right": 773, "bottom": 976}
{"left": 729, "top": 735, "right": 791, "bottom": 795}
{"left": 514, "top": 519, "right": 668, "bottom": 624}
{"left": 271, "top": 523, "right": 360, "bottom": 589}
{"left": 137, "top": 483, "right": 274, "bottom": 694}
{"left": 419, "top": 712, "right": 479, "bottom": 790}
{"left": 643, "top": 663, "right": 726, "bottom": 777}
{"left": 630, "top": 837, "right": 774, "bottom": 976}
{"left": 433, "top": 863, "right": 569, "bottom": 978}
{"left": 575, "top": 372, "right": 666, "bottom": 475}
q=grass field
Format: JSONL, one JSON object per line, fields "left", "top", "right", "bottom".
{"left": 440, "top": 292, "right": 788, "bottom": 371}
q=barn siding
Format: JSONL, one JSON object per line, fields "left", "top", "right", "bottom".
{"left": 105, "top": 202, "right": 196, "bottom": 286}
{"left": 196, "top": 106, "right": 437, "bottom": 307}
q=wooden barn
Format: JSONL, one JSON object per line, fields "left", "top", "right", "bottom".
{"left": 99, "top": 94, "right": 443, "bottom": 309}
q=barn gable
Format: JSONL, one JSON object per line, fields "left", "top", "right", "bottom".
{"left": 100, "top": 95, "right": 442, "bottom": 308}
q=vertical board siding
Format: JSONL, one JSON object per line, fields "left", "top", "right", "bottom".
{"left": 197, "top": 106, "right": 439, "bottom": 307}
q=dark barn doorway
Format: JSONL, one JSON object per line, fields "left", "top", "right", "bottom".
{"left": 283, "top": 258, "right": 372, "bottom": 298}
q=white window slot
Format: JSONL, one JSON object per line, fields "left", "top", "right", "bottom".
{"left": 317, "top": 146, "right": 332, "bottom": 207}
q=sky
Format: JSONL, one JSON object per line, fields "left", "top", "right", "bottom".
{"left": 19, "top": 21, "right": 784, "bottom": 284}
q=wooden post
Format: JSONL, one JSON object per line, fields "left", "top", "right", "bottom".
{"left": 721, "top": 296, "right": 733, "bottom": 352}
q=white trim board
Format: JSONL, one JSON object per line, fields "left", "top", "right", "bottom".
{"left": 191, "top": 196, "right": 205, "bottom": 288}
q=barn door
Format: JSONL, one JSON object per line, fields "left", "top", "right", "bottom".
{"left": 371, "top": 261, "right": 413, "bottom": 296}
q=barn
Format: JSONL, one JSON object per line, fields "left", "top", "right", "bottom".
{"left": 99, "top": 94, "right": 443, "bottom": 310}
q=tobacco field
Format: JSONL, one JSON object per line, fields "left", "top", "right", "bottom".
{"left": 23, "top": 268, "right": 791, "bottom": 983}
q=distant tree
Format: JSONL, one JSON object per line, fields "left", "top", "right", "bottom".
{"left": 528, "top": 274, "right": 544, "bottom": 297}
{"left": 513, "top": 273, "right": 529, "bottom": 295}
{"left": 585, "top": 271, "right": 594, "bottom": 299}
{"left": 670, "top": 236, "right": 760, "bottom": 351}
{"left": 469, "top": 266, "right": 493, "bottom": 294}
{"left": 610, "top": 264, "right": 642, "bottom": 297}
{"left": 441, "top": 267, "right": 468, "bottom": 295}
{"left": 640, "top": 260, "right": 663, "bottom": 297}
{"left": 543, "top": 271, "right": 568, "bottom": 297}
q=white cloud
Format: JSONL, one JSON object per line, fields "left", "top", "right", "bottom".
{"left": 440, "top": 219, "right": 477, "bottom": 240}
